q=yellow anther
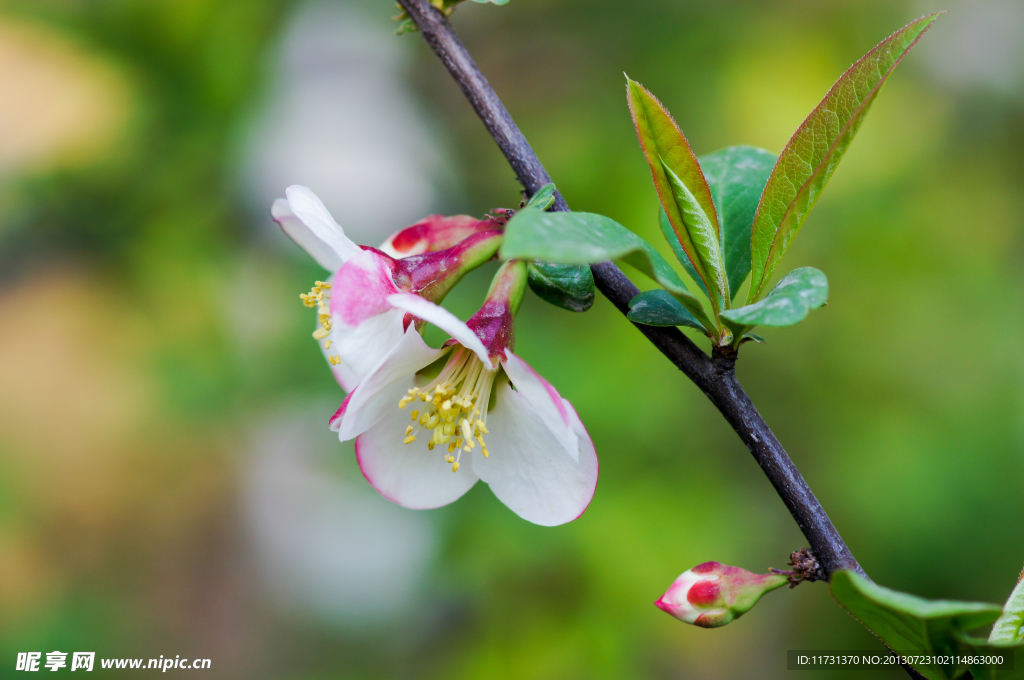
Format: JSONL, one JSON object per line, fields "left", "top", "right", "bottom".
{"left": 481, "top": 448, "right": 489, "bottom": 458}
{"left": 313, "top": 328, "right": 329, "bottom": 340}
{"left": 393, "top": 347, "right": 498, "bottom": 468}
{"left": 328, "top": 356, "right": 341, "bottom": 365}
{"left": 324, "top": 340, "right": 331, "bottom": 349}
{"left": 403, "top": 435, "right": 416, "bottom": 445}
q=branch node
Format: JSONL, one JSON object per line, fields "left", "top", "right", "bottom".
{"left": 710, "top": 344, "right": 737, "bottom": 373}
{"left": 770, "top": 547, "right": 826, "bottom": 588}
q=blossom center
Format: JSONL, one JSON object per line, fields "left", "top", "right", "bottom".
{"left": 398, "top": 347, "right": 496, "bottom": 472}
{"left": 301, "top": 280, "right": 341, "bottom": 364}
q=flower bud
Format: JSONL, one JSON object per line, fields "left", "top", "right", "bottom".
{"left": 654, "top": 561, "right": 788, "bottom": 628}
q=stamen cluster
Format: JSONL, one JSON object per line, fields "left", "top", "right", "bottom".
{"left": 301, "top": 281, "right": 340, "bottom": 363}
{"left": 398, "top": 348, "right": 495, "bottom": 472}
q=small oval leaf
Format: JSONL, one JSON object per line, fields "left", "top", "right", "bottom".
{"left": 722, "top": 267, "right": 828, "bottom": 327}
{"left": 627, "top": 289, "right": 704, "bottom": 330}
{"left": 527, "top": 261, "right": 594, "bottom": 312}
{"left": 525, "top": 183, "right": 557, "bottom": 211}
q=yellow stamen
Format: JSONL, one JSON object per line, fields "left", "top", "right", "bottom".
{"left": 403, "top": 435, "right": 416, "bottom": 445}
{"left": 324, "top": 340, "right": 331, "bottom": 349}
{"left": 394, "top": 347, "right": 497, "bottom": 471}
{"left": 313, "top": 328, "right": 329, "bottom": 340}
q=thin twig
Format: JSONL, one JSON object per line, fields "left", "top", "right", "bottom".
{"left": 395, "top": 4, "right": 935, "bottom": 677}
{"left": 396, "top": 0, "right": 862, "bottom": 579}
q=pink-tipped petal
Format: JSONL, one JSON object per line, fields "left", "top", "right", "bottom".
{"left": 470, "top": 382, "right": 598, "bottom": 526}
{"left": 272, "top": 198, "right": 344, "bottom": 271}
{"left": 500, "top": 351, "right": 578, "bottom": 462}
{"left": 323, "top": 308, "right": 406, "bottom": 392}
{"left": 331, "top": 328, "right": 443, "bottom": 442}
{"left": 386, "top": 293, "right": 493, "bottom": 369}
{"left": 356, "top": 391, "right": 480, "bottom": 509}
{"left": 284, "top": 185, "right": 360, "bottom": 263}
{"left": 331, "top": 250, "right": 401, "bottom": 327}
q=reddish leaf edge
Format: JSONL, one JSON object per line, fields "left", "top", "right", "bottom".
{"left": 749, "top": 11, "right": 944, "bottom": 303}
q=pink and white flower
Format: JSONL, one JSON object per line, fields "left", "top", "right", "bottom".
{"left": 328, "top": 261, "right": 598, "bottom": 526}
{"left": 273, "top": 185, "right": 502, "bottom": 390}
{"left": 655, "top": 561, "right": 787, "bottom": 628}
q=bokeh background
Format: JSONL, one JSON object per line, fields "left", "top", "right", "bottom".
{"left": 0, "top": 0, "right": 1022, "bottom": 677}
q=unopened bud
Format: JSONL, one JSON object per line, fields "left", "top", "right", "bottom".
{"left": 654, "top": 561, "right": 788, "bottom": 628}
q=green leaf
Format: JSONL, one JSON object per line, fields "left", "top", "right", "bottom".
{"left": 721, "top": 267, "right": 828, "bottom": 327}
{"left": 741, "top": 332, "right": 765, "bottom": 345}
{"left": 990, "top": 579, "right": 1024, "bottom": 644}
{"left": 747, "top": 13, "right": 942, "bottom": 303}
{"left": 659, "top": 207, "right": 707, "bottom": 297}
{"left": 527, "top": 261, "right": 595, "bottom": 312}
{"left": 831, "top": 570, "right": 1003, "bottom": 680}
{"left": 952, "top": 635, "right": 1024, "bottom": 680}
{"left": 627, "top": 289, "right": 704, "bottom": 330}
{"left": 525, "top": 183, "right": 556, "bottom": 211}
{"left": 502, "top": 207, "right": 713, "bottom": 332}
{"left": 698, "top": 146, "right": 777, "bottom": 298}
{"left": 626, "top": 78, "right": 728, "bottom": 312}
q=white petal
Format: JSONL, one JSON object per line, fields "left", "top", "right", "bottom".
{"left": 272, "top": 199, "right": 344, "bottom": 271}
{"left": 471, "top": 383, "right": 598, "bottom": 526}
{"left": 324, "top": 309, "right": 406, "bottom": 392}
{"left": 356, "top": 386, "right": 480, "bottom": 510}
{"left": 330, "top": 327, "right": 443, "bottom": 442}
{"left": 284, "top": 185, "right": 360, "bottom": 263}
{"left": 501, "top": 351, "right": 579, "bottom": 462}
{"left": 386, "top": 293, "right": 492, "bottom": 369}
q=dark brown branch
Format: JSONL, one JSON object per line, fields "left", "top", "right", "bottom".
{"left": 395, "top": 5, "right": 937, "bottom": 677}
{"left": 395, "top": 0, "right": 859, "bottom": 577}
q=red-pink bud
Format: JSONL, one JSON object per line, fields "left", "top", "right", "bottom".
{"left": 654, "top": 561, "right": 787, "bottom": 628}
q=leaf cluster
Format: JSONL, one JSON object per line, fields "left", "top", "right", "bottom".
{"left": 503, "top": 13, "right": 941, "bottom": 350}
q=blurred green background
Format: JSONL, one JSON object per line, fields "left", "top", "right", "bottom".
{"left": 0, "top": 0, "right": 1021, "bottom": 678}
